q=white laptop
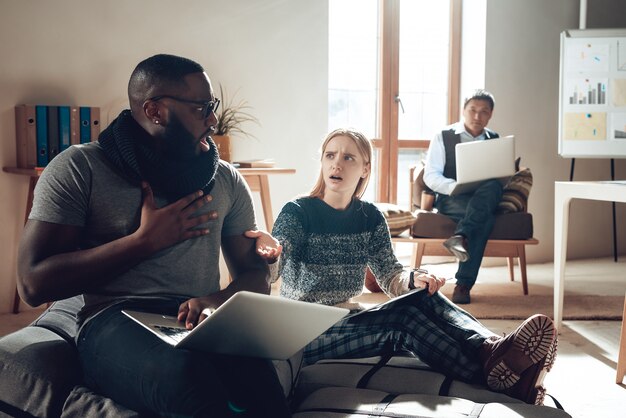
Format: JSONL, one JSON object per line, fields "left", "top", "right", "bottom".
{"left": 122, "top": 291, "right": 348, "bottom": 360}
{"left": 449, "top": 135, "right": 516, "bottom": 196}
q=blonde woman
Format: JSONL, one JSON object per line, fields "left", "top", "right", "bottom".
{"left": 247, "top": 128, "right": 556, "bottom": 405}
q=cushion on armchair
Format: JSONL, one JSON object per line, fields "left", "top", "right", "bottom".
{"left": 497, "top": 167, "right": 533, "bottom": 214}
{"left": 375, "top": 202, "right": 417, "bottom": 237}
{"left": 411, "top": 162, "right": 434, "bottom": 211}
{"left": 411, "top": 211, "right": 533, "bottom": 240}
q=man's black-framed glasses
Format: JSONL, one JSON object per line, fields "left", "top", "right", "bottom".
{"left": 148, "top": 95, "right": 220, "bottom": 120}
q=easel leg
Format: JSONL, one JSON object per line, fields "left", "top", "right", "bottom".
{"left": 611, "top": 159, "right": 618, "bottom": 262}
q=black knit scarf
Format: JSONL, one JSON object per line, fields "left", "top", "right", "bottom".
{"left": 99, "top": 110, "right": 219, "bottom": 202}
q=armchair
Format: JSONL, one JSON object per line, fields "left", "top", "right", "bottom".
{"left": 390, "top": 164, "right": 538, "bottom": 295}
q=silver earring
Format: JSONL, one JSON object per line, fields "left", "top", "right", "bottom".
{"left": 154, "top": 120, "right": 160, "bottom": 124}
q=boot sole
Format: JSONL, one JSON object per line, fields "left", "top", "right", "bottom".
{"left": 533, "top": 386, "right": 547, "bottom": 406}
{"left": 486, "top": 315, "right": 556, "bottom": 392}
{"left": 523, "top": 338, "right": 558, "bottom": 405}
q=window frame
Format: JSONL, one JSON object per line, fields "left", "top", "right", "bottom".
{"left": 373, "top": 0, "right": 462, "bottom": 203}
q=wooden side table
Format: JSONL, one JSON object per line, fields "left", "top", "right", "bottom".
{"left": 237, "top": 168, "right": 295, "bottom": 230}
{"left": 3, "top": 167, "right": 43, "bottom": 313}
{"left": 3, "top": 166, "right": 295, "bottom": 313}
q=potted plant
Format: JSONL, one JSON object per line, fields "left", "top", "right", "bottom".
{"left": 211, "top": 84, "right": 260, "bottom": 162}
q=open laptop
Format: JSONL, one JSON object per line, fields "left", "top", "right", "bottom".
{"left": 450, "top": 135, "right": 516, "bottom": 196}
{"left": 122, "top": 291, "right": 348, "bottom": 360}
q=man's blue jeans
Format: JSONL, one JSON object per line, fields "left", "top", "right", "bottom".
{"left": 77, "top": 299, "right": 291, "bottom": 417}
{"left": 434, "top": 179, "right": 503, "bottom": 288}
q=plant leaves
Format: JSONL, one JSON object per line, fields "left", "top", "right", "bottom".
{"left": 215, "top": 84, "right": 260, "bottom": 138}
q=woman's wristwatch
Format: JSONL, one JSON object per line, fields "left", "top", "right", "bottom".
{"left": 409, "top": 268, "right": 429, "bottom": 290}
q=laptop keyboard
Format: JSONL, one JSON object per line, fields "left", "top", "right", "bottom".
{"left": 154, "top": 325, "right": 190, "bottom": 343}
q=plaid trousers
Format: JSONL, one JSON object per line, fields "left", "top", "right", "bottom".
{"left": 304, "top": 290, "right": 497, "bottom": 382}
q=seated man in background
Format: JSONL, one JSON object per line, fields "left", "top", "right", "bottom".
{"left": 16, "top": 54, "right": 290, "bottom": 417}
{"left": 423, "top": 89, "right": 502, "bottom": 304}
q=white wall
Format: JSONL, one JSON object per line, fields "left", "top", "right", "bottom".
{"left": 0, "top": 0, "right": 328, "bottom": 313}
{"left": 1, "top": 0, "right": 625, "bottom": 313}
{"left": 485, "top": 0, "right": 626, "bottom": 263}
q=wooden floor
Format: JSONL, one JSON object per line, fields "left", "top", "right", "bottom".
{"left": 2, "top": 257, "right": 625, "bottom": 417}
{"left": 414, "top": 256, "right": 626, "bottom": 418}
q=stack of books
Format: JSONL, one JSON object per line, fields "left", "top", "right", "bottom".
{"left": 233, "top": 159, "right": 275, "bottom": 168}
{"left": 14, "top": 104, "right": 101, "bottom": 168}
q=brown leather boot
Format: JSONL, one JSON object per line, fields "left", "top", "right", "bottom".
{"left": 479, "top": 314, "right": 557, "bottom": 404}
{"left": 452, "top": 284, "right": 471, "bottom": 304}
{"left": 443, "top": 234, "right": 470, "bottom": 262}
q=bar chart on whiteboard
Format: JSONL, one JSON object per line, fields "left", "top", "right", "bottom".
{"left": 559, "top": 29, "right": 626, "bottom": 158}
{"left": 565, "top": 78, "right": 607, "bottom": 105}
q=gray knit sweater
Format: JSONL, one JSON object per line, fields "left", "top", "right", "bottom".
{"left": 272, "top": 197, "right": 409, "bottom": 306}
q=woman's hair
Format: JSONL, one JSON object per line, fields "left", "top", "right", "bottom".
{"left": 309, "top": 128, "right": 373, "bottom": 200}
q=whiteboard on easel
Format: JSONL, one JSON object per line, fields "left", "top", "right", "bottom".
{"left": 558, "top": 28, "right": 626, "bottom": 159}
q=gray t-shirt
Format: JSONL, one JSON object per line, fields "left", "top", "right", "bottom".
{"left": 29, "top": 142, "right": 257, "bottom": 320}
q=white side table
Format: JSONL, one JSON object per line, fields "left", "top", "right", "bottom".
{"left": 554, "top": 181, "right": 626, "bottom": 331}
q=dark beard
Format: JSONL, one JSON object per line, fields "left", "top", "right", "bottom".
{"left": 98, "top": 110, "right": 219, "bottom": 202}
{"left": 162, "top": 113, "right": 203, "bottom": 161}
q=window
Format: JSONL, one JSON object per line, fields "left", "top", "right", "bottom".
{"left": 328, "top": 0, "right": 379, "bottom": 140}
{"left": 329, "top": 0, "right": 462, "bottom": 206}
{"left": 397, "top": 0, "right": 450, "bottom": 140}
